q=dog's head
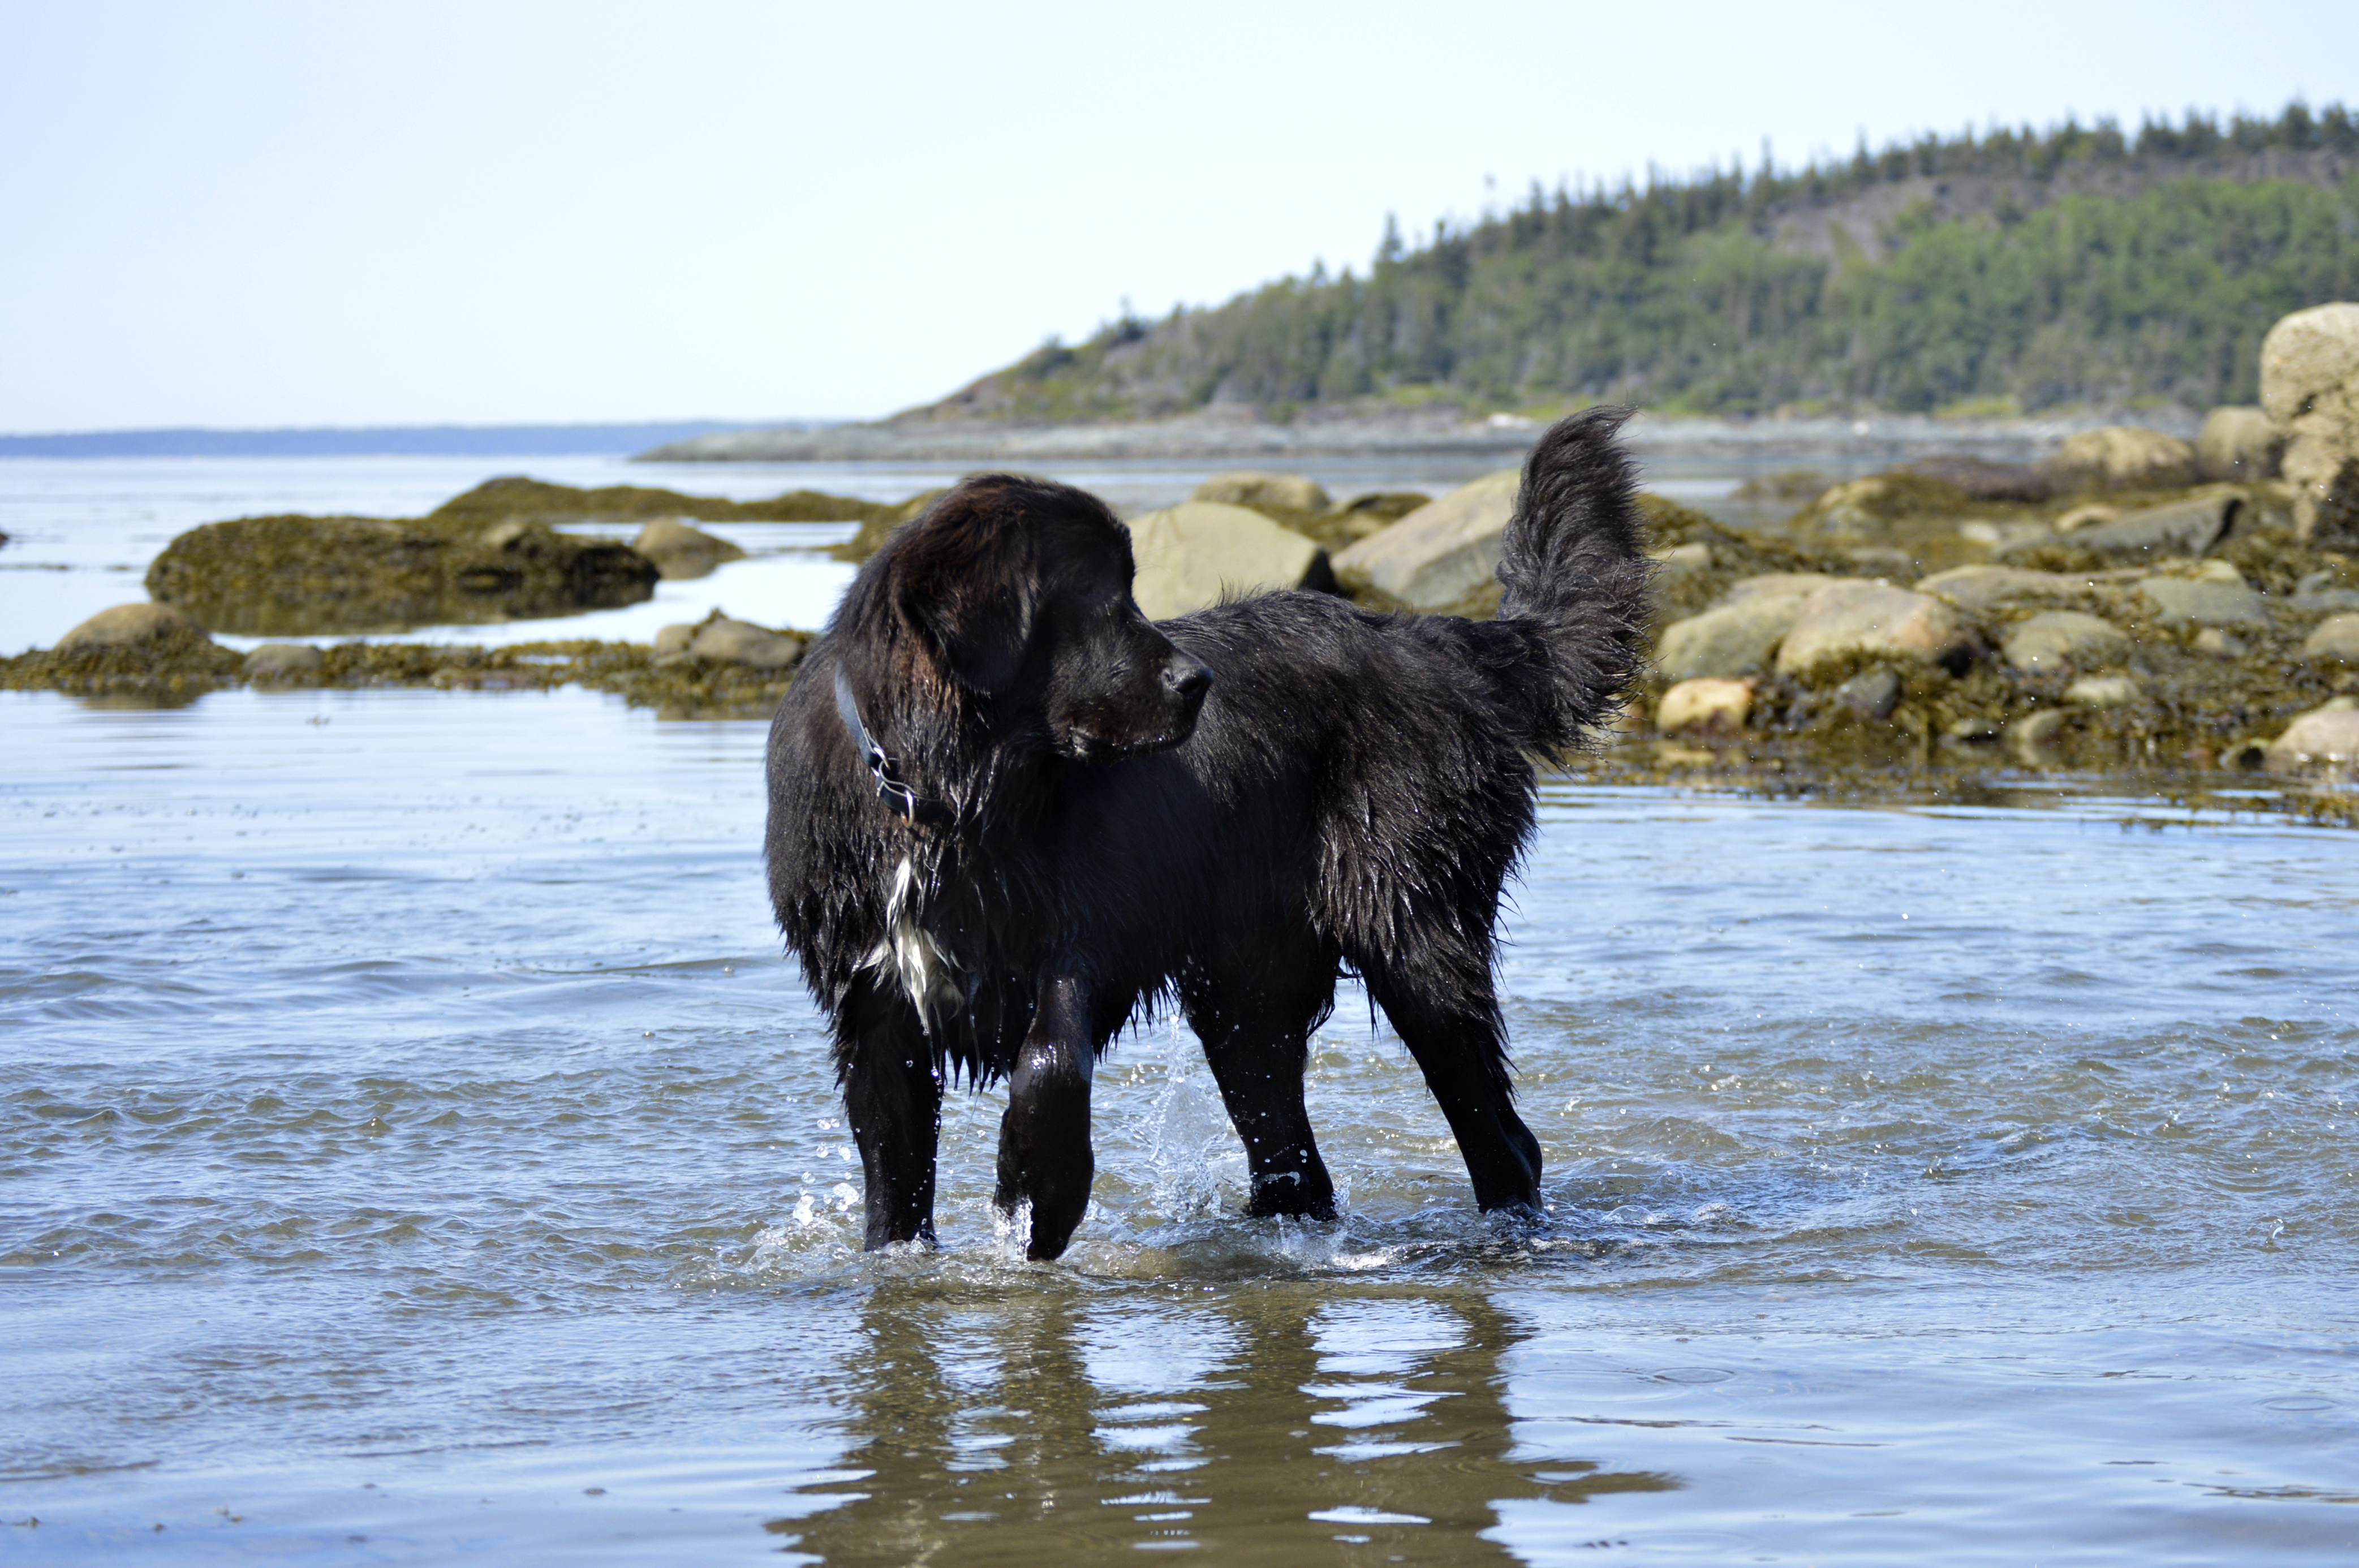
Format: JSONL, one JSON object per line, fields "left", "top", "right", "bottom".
{"left": 868, "top": 474, "right": 1212, "bottom": 761}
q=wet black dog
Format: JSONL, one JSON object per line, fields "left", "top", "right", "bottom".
{"left": 765, "top": 408, "right": 1652, "bottom": 1259}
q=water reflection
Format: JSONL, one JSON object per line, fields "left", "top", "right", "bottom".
{"left": 781, "top": 1277, "right": 1674, "bottom": 1563}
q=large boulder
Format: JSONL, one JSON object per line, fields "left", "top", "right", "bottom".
{"left": 2266, "top": 697, "right": 2359, "bottom": 773}
{"left": 1191, "top": 472, "right": 1332, "bottom": 516}
{"left": 1332, "top": 470, "right": 1519, "bottom": 609}
{"left": 56, "top": 602, "right": 209, "bottom": 651}
{"left": 2136, "top": 574, "right": 2268, "bottom": 628}
{"left": 2196, "top": 406, "right": 2283, "bottom": 481}
{"left": 1126, "top": 501, "right": 1334, "bottom": 621}
{"left": 2259, "top": 303, "right": 2359, "bottom": 545}
{"left": 2045, "top": 426, "right": 2197, "bottom": 492}
{"left": 2003, "top": 611, "right": 2129, "bottom": 673}
{"left": 1775, "top": 582, "right": 1975, "bottom": 680}
{"left": 631, "top": 518, "right": 746, "bottom": 580}
{"left": 1655, "top": 575, "right": 1839, "bottom": 680}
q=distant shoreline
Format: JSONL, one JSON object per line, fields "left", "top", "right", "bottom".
{"left": 0, "top": 421, "right": 828, "bottom": 460}
{"left": 638, "top": 406, "right": 2205, "bottom": 466}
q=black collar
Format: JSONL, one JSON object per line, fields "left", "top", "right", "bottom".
{"left": 832, "top": 665, "right": 949, "bottom": 828}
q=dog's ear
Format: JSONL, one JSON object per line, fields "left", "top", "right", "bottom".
{"left": 889, "top": 517, "right": 1035, "bottom": 697}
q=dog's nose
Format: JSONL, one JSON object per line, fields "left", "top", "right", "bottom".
{"left": 1163, "top": 654, "right": 1212, "bottom": 704}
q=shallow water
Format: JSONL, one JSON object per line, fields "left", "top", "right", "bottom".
{"left": 5, "top": 685, "right": 2356, "bottom": 1564}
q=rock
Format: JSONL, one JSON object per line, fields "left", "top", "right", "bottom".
{"left": 56, "top": 602, "right": 207, "bottom": 651}
{"left": 1902, "top": 455, "right": 2052, "bottom": 502}
{"left": 1724, "top": 572, "right": 1841, "bottom": 601}
{"left": 2259, "top": 303, "right": 2359, "bottom": 545}
{"left": 2008, "top": 709, "right": 2072, "bottom": 765}
{"left": 1127, "top": 501, "right": 1335, "bottom": 620}
{"left": 2045, "top": 426, "right": 2197, "bottom": 491}
{"left": 2196, "top": 406, "right": 2283, "bottom": 480}
{"left": 652, "top": 622, "right": 699, "bottom": 658}
{"left": 2292, "top": 571, "right": 2359, "bottom": 611}
{"left": 1915, "top": 565, "right": 2093, "bottom": 610}
{"left": 1191, "top": 472, "right": 1332, "bottom": 516}
{"left": 1656, "top": 677, "right": 1753, "bottom": 733}
{"left": 2003, "top": 610, "right": 2129, "bottom": 672}
{"left": 1801, "top": 472, "right": 1970, "bottom": 538}
{"left": 630, "top": 518, "right": 746, "bottom": 580}
{"left": 1655, "top": 578, "right": 1836, "bottom": 680}
{"left": 2065, "top": 675, "right": 2141, "bottom": 708}
{"left": 661, "top": 612, "right": 806, "bottom": 670}
{"left": 1833, "top": 667, "right": 1902, "bottom": 722}
{"left": 2052, "top": 492, "right": 2242, "bottom": 561}
{"left": 2302, "top": 613, "right": 2359, "bottom": 662}
{"left": 145, "top": 512, "right": 658, "bottom": 637}
{"left": 1332, "top": 470, "right": 1518, "bottom": 609}
{"left": 243, "top": 642, "right": 324, "bottom": 679}
{"left": 2265, "top": 697, "right": 2359, "bottom": 772}
{"left": 1648, "top": 541, "right": 1714, "bottom": 582}
{"left": 2136, "top": 575, "right": 2268, "bottom": 628}
{"left": 1775, "top": 582, "right": 1975, "bottom": 680}
{"left": 2052, "top": 503, "right": 2120, "bottom": 533}
{"left": 2192, "top": 628, "right": 2248, "bottom": 658}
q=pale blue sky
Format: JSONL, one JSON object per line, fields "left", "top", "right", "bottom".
{"left": 4, "top": 0, "right": 2354, "bottom": 430}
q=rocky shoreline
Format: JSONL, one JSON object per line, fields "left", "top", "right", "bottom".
{"left": 637, "top": 406, "right": 2201, "bottom": 466}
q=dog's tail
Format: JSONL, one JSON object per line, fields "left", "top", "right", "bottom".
{"left": 1493, "top": 405, "right": 1655, "bottom": 752}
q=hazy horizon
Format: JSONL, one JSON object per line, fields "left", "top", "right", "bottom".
{"left": 7, "top": 0, "right": 2357, "bottom": 431}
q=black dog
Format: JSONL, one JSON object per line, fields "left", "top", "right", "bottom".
{"left": 765, "top": 408, "right": 1651, "bottom": 1260}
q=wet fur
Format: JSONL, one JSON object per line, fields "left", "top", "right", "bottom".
{"left": 765, "top": 408, "right": 1653, "bottom": 1258}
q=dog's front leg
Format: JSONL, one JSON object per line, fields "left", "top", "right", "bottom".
{"left": 841, "top": 991, "right": 943, "bottom": 1250}
{"left": 993, "top": 973, "right": 1096, "bottom": 1261}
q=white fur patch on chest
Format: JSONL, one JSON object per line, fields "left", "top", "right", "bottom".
{"left": 860, "top": 855, "right": 964, "bottom": 1031}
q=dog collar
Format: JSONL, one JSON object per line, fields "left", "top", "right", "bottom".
{"left": 832, "top": 666, "right": 949, "bottom": 828}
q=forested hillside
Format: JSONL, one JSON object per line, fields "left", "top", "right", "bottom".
{"left": 919, "top": 104, "right": 2359, "bottom": 421}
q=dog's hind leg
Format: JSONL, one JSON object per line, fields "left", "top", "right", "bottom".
{"left": 1364, "top": 973, "right": 1543, "bottom": 1215}
{"left": 840, "top": 987, "right": 944, "bottom": 1250}
{"left": 1183, "top": 947, "right": 1340, "bottom": 1221}
{"left": 993, "top": 973, "right": 1097, "bottom": 1261}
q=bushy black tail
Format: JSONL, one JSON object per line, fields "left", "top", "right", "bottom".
{"left": 1493, "top": 406, "right": 1655, "bottom": 750}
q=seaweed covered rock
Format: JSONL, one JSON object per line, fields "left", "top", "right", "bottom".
{"left": 1191, "top": 472, "right": 1331, "bottom": 516}
{"left": 631, "top": 518, "right": 746, "bottom": 580}
{"left": 3, "top": 602, "right": 243, "bottom": 699}
{"left": 145, "top": 512, "right": 659, "bottom": 637}
{"left": 430, "top": 475, "right": 904, "bottom": 529}
{"left": 1775, "top": 583, "right": 1975, "bottom": 680}
{"left": 2197, "top": 407, "right": 2283, "bottom": 481}
{"left": 2044, "top": 426, "right": 2198, "bottom": 492}
{"left": 1901, "top": 455, "right": 2052, "bottom": 502}
{"left": 1127, "top": 501, "right": 1333, "bottom": 621}
{"left": 2259, "top": 303, "right": 2359, "bottom": 546}
{"left": 1794, "top": 472, "right": 1973, "bottom": 539}
{"left": 1332, "top": 470, "right": 1519, "bottom": 609}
